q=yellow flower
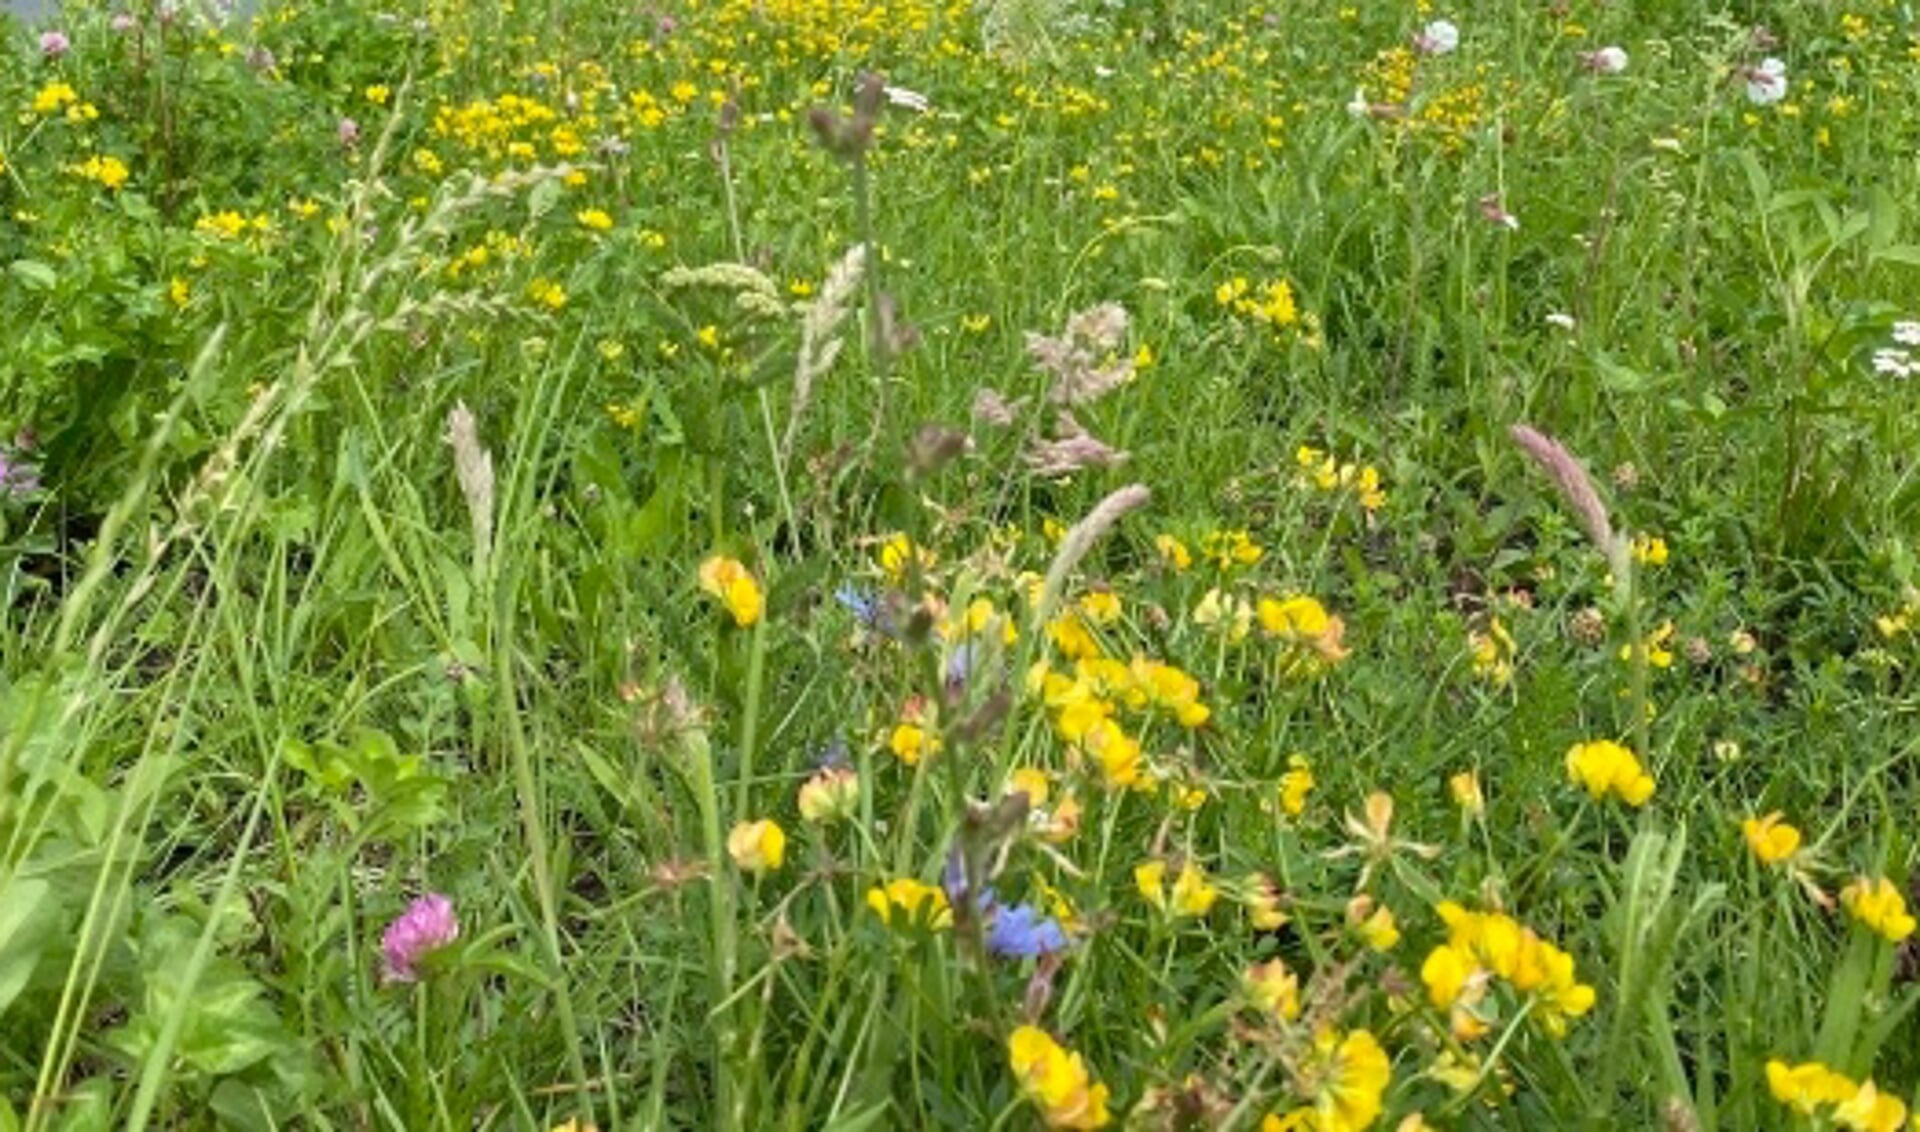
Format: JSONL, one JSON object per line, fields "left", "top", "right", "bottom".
{"left": 1078, "top": 590, "right": 1121, "bottom": 624}
{"left": 69, "top": 154, "right": 130, "bottom": 191}
{"left": 797, "top": 767, "right": 859, "bottom": 823}
{"left": 1285, "top": 1028, "right": 1391, "bottom": 1132}
{"left": 1242, "top": 873, "right": 1289, "bottom": 931}
{"left": 167, "top": 277, "right": 192, "bottom": 309}
{"left": 888, "top": 722, "right": 938, "bottom": 766}
{"left": 1171, "top": 861, "right": 1219, "bottom": 918}
{"left": 697, "top": 556, "right": 764, "bottom": 627}
{"left": 1278, "top": 757, "right": 1315, "bottom": 817}
{"left": 877, "top": 532, "right": 935, "bottom": 581}
{"left": 1008, "top": 767, "right": 1051, "bottom": 808}
{"left": 1448, "top": 771, "right": 1484, "bottom": 816}
{"left": 1564, "top": 740, "right": 1655, "bottom": 806}
{"left": 1154, "top": 534, "right": 1192, "bottom": 571}
{"left": 365, "top": 84, "right": 392, "bottom": 105}
{"left": 577, "top": 207, "right": 614, "bottom": 231}
{"left": 1244, "top": 959, "right": 1302, "bottom": 1020}
{"left": 1007, "top": 1026, "right": 1112, "bottom": 1129}
{"left": 527, "top": 277, "right": 568, "bottom": 310}
{"left": 1836, "top": 1081, "right": 1909, "bottom": 1132}
{"left": 1741, "top": 813, "right": 1802, "bottom": 866}
{"left": 1193, "top": 588, "right": 1252, "bottom": 642}
{"left": 1767, "top": 1059, "right": 1860, "bottom": 1115}
{"left": 1630, "top": 533, "right": 1669, "bottom": 567}
{"left": 1202, "top": 528, "right": 1264, "bottom": 569}
{"left": 961, "top": 313, "right": 992, "bottom": 333}
{"left": 1258, "top": 596, "right": 1351, "bottom": 662}
{"left": 1468, "top": 618, "right": 1515, "bottom": 686}
{"left": 1084, "top": 719, "right": 1141, "bottom": 789}
{"left": 866, "top": 878, "right": 951, "bottom": 930}
{"left": 1420, "top": 944, "right": 1477, "bottom": 1009}
{"left": 1135, "top": 861, "right": 1167, "bottom": 911}
{"left": 1840, "top": 877, "right": 1917, "bottom": 943}
{"left": 1357, "top": 905, "right": 1400, "bottom": 952}
{"left": 32, "top": 81, "right": 77, "bottom": 116}
{"left": 725, "top": 819, "right": 786, "bottom": 874}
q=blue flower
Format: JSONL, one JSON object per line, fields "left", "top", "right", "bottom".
{"left": 985, "top": 902, "right": 1068, "bottom": 958}
{"left": 834, "top": 583, "right": 899, "bottom": 636}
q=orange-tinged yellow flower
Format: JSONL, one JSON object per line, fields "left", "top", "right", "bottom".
{"left": 1008, "top": 1026, "right": 1112, "bottom": 1129}
{"left": 1242, "top": 872, "right": 1289, "bottom": 931}
{"left": 797, "top": 767, "right": 859, "bottom": 823}
{"left": 1841, "top": 876, "right": 1917, "bottom": 943}
{"left": 726, "top": 819, "right": 786, "bottom": 874}
{"left": 1741, "top": 813, "right": 1802, "bottom": 865}
{"left": 697, "top": 556, "right": 764, "bottom": 626}
{"left": 1245, "top": 959, "right": 1302, "bottom": 1020}
{"left": 1274, "top": 1028, "right": 1391, "bottom": 1132}
{"left": 1565, "top": 740, "right": 1655, "bottom": 806}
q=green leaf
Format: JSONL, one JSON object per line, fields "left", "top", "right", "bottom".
{"left": 0, "top": 876, "right": 61, "bottom": 1018}
{"left": 7, "top": 259, "right": 57, "bottom": 291}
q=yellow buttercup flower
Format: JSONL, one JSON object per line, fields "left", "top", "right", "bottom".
{"left": 1741, "top": 813, "right": 1802, "bottom": 865}
{"left": 1007, "top": 1026, "right": 1112, "bottom": 1129}
{"left": 1840, "top": 876, "right": 1917, "bottom": 943}
{"left": 725, "top": 819, "right": 786, "bottom": 874}
{"left": 1565, "top": 740, "right": 1655, "bottom": 806}
{"left": 697, "top": 556, "right": 764, "bottom": 627}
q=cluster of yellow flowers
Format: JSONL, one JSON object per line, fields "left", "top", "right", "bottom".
{"left": 1467, "top": 616, "right": 1516, "bottom": 686}
{"left": 1263, "top": 1028, "right": 1392, "bottom": 1132}
{"left": 66, "top": 153, "right": 128, "bottom": 191}
{"left": 1564, "top": 739, "right": 1655, "bottom": 806}
{"left": 1767, "top": 1059, "right": 1910, "bottom": 1131}
{"left": 1008, "top": 1025, "right": 1112, "bottom": 1130}
{"left": 1421, "top": 901, "right": 1597, "bottom": 1039}
{"left": 865, "top": 877, "right": 950, "bottom": 931}
{"left": 1841, "top": 876, "right": 1917, "bottom": 943}
{"left": 1295, "top": 445, "right": 1388, "bottom": 513}
{"left": 1215, "top": 276, "right": 1301, "bottom": 332}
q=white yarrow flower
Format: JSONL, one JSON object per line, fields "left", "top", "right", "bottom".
{"left": 1586, "top": 46, "right": 1629, "bottom": 74}
{"left": 1892, "top": 320, "right": 1920, "bottom": 346}
{"left": 1416, "top": 19, "right": 1460, "bottom": 56}
{"left": 1746, "top": 57, "right": 1787, "bottom": 105}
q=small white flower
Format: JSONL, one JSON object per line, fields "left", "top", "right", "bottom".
{"left": 1745, "top": 57, "right": 1787, "bottom": 106}
{"left": 1416, "top": 18, "right": 1460, "bottom": 55}
{"left": 883, "top": 85, "right": 930, "bottom": 113}
{"left": 1546, "top": 313, "right": 1578, "bottom": 332}
{"left": 1892, "top": 320, "right": 1920, "bottom": 346}
{"left": 1872, "top": 347, "right": 1915, "bottom": 378}
{"left": 1585, "top": 46, "right": 1629, "bottom": 75}
{"left": 1347, "top": 88, "right": 1371, "bottom": 118}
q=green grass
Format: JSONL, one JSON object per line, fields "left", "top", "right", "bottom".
{"left": 2, "top": 0, "right": 1919, "bottom": 1128}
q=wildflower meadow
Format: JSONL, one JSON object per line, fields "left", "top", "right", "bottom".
{"left": 4, "top": 0, "right": 1920, "bottom": 1129}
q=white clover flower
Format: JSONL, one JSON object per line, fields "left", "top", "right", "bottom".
{"left": 1346, "top": 88, "right": 1371, "bottom": 118}
{"left": 1892, "top": 320, "right": 1920, "bottom": 346}
{"left": 1585, "top": 46, "right": 1629, "bottom": 75}
{"left": 884, "top": 85, "right": 930, "bottom": 113}
{"left": 1872, "top": 347, "right": 1915, "bottom": 378}
{"left": 1746, "top": 57, "right": 1787, "bottom": 105}
{"left": 1416, "top": 19, "right": 1460, "bottom": 55}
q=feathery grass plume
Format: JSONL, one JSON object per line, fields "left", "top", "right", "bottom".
{"left": 784, "top": 244, "right": 867, "bottom": 456}
{"left": 659, "top": 261, "right": 786, "bottom": 320}
{"left": 1032, "top": 483, "right": 1151, "bottom": 635}
{"left": 1508, "top": 424, "right": 1629, "bottom": 578}
{"left": 446, "top": 402, "right": 494, "bottom": 577}
{"left": 1029, "top": 302, "right": 1134, "bottom": 405}
{"left": 972, "top": 387, "right": 1025, "bottom": 427}
{"left": 1025, "top": 411, "right": 1129, "bottom": 478}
